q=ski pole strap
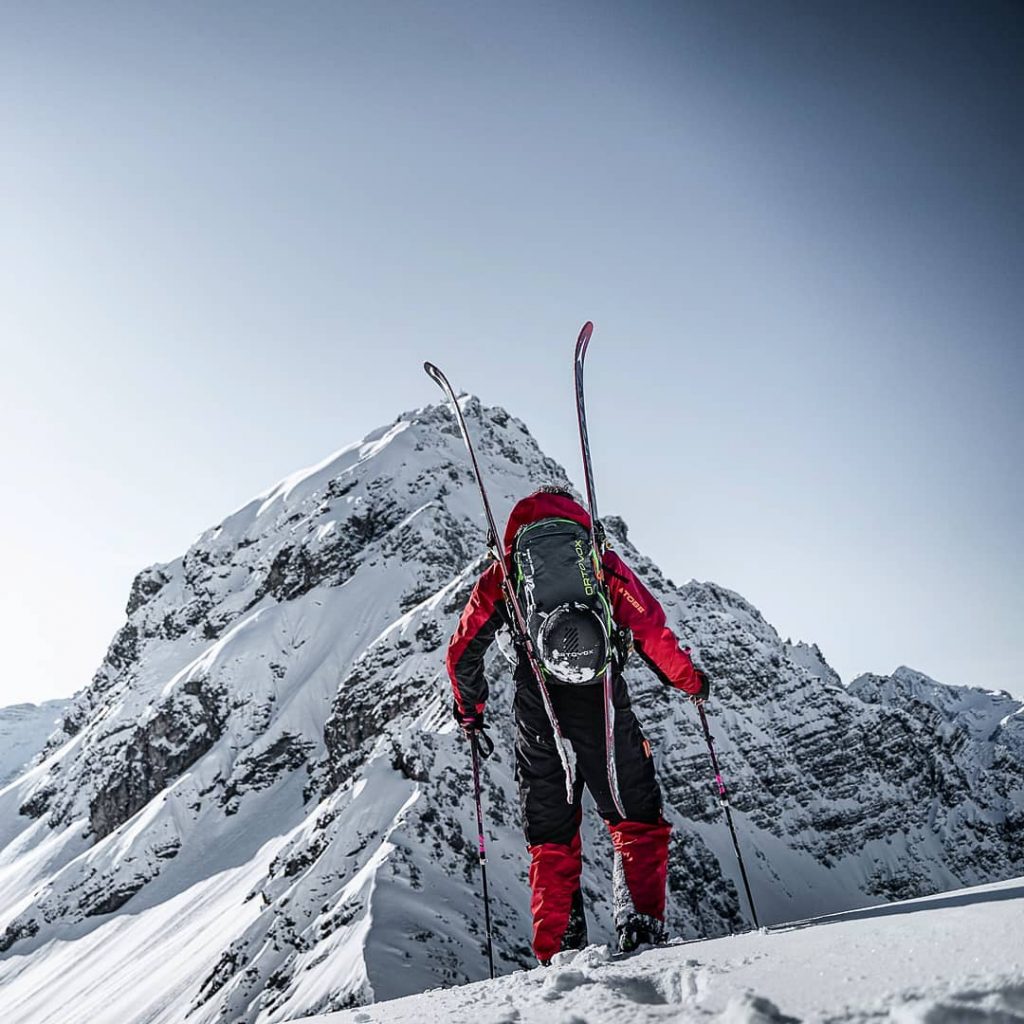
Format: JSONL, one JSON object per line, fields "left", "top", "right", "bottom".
{"left": 473, "top": 728, "right": 495, "bottom": 760}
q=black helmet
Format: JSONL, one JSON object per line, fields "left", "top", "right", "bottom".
{"left": 537, "top": 603, "right": 610, "bottom": 684}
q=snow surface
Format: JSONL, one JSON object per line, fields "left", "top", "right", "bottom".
{"left": 315, "top": 875, "right": 1024, "bottom": 1024}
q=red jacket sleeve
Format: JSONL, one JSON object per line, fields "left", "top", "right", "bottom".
{"left": 446, "top": 562, "right": 505, "bottom": 717}
{"left": 603, "top": 550, "right": 703, "bottom": 695}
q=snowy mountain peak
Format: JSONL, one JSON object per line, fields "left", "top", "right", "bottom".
{"left": 849, "top": 666, "right": 1021, "bottom": 746}
{"left": 1, "top": 397, "right": 1021, "bottom": 1024}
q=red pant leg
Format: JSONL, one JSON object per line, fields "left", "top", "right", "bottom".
{"left": 527, "top": 830, "right": 583, "bottom": 961}
{"left": 607, "top": 818, "right": 672, "bottom": 921}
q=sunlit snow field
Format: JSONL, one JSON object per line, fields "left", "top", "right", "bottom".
{"left": 318, "top": 876, "right": 1024, "bottom": 1024}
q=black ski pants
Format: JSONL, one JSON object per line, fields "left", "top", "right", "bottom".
{"left": 513, "top": 666, "right": 663, "bottom": 845}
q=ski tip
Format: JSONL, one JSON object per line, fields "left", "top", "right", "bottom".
{"left": 423, "top": 360, "right": 442, "bottom": 381}
{"left": 576, "top": 321, "right": 594, "bottom": 352}
{"left": 575, "top": 321, "right": 594, "bottom": 361}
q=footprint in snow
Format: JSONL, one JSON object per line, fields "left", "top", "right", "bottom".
{"left": 488, "top": 1009, "right": 520, "bottom": 1024}
{"left": 572, "top": 945, "right": 612, "bottom": 970}
{"left": 715, "top": 993, "right": 801, "bottom": 1023}
{"left": 543, "top": 969, "right": 593, "bottom": 1001}
{"left": 654, "top": 963, "right": 704, "bottom": 1004}
{"left": 887, "top": 980, "right": 1024, "bottom": 1022}
{"left": 598, "top": 975, "right": 667, "bottom": 1006}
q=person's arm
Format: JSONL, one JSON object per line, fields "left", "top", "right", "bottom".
{"left": 603, "top": 550, "right": 708, "bottom": 698}
{"left": 446, "top": 562, "right": 505, "bottom": 725}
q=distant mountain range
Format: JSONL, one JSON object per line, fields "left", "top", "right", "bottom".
{"left": 0, "top": 700, "right": 69, "bottom": 786}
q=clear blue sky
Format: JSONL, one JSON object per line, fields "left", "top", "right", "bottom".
{"left": 1, "top": 1, "right": 1021, "bottom": 705}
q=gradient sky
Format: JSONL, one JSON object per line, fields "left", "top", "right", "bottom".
{"left": 1, "top": 1, "right": 1021, "bottom": 707}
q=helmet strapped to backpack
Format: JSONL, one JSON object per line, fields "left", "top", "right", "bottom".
{"left": 513, "top": 516, "right": 612, "bottom": 685}
{"left": 537, "top": 603, "right": 610, "bottom": 683}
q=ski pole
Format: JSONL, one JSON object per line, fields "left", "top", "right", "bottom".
{"left": 469, "top": 730, "right": 496, "bottom": 978}
{"left": 696, "top": 703, "right": 761, "bottom": 929}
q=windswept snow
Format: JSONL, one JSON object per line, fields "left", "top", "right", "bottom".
{"left": 315, "top": 876, "right": 1024, "bottom": 1024}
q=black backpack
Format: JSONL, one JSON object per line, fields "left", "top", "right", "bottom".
{"left": 512, "top": 517, "right": 612, "bottom": 684}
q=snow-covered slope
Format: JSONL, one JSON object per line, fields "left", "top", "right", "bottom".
{"left": 312, "top": 875, "right": 1024, "bottom": 1024}
{"left": 0, "top": 397, "right": 1021, "bottom": 1024}
{"left": 0, "top": 700, "right": 69, "bottom": 786}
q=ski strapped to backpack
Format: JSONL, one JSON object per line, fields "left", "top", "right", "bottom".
{"left": 574, "top": 321, "right": 627, "bottom": 818}
{"left": 423, "top": 362, "right": 575, "bottom": 804}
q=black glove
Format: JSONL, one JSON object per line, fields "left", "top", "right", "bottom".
{"left": 452, "top": 698, "right": 484, "bottom": 733}
{"left": 689, "top": 669, "right": 710, "bottom": 705}
{"left": 452, "top": 699, "right": 493, "bottom": 758}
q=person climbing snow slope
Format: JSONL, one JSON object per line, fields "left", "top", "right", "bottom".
{"left": 446, "top": 486, "right": 710, "bottom": 964}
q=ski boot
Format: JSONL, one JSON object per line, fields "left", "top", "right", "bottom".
{"left": 616, "top": 912, "right": 666, "bottom": 954}
{"left": 561, "top": 888, "right": 589, "bottom": 952}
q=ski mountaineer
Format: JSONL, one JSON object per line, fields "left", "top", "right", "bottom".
{"left": 445, "top": 485, "right": 710, "bottom": 964}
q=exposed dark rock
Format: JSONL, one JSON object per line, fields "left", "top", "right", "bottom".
{"left": 194, "top": 946, "right": 244, "bottom": 1008}
{"left": 126, "top": 567, "right": 171, "bottom": 616}
{"left": 271, "top": 812, "right": 337, "bottom": 880}
{"left": 326, "top": 477, "right": 357, "bottom": 500}
{"left": 221, "top": 734, "right": 313, "bottom": 813}
{"left": 88, "top": 679, "right": 229, "bottom": 840}
{"left": 100, "top": 623, "right": 140, "bottom": 678}
{"left": 82, "top": 876, "right": 150, "bottom": 917}
{"left": 320, "top": 639, "right": 434, "bottom": 794}
{"left": 0, "top": 917, "right": 38, "bottom": 953}
{"left": 19, "top": 784, "right": 56, "bottom": 820}
{"left": 391, "top": 742, "right": 429, "bottom": 782}
{"left": 414, "top": 620, "right": 444, "bottom": 651}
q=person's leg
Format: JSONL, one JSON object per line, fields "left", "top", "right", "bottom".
{"left": 607, "top": 700, "right": 671, "bottom": 935}
{"left": 554, "top": 682, "right": 671, "bottom": 945}
{"left": 527, "top": 829, "right": 586, "bottom": 961}
{"left": 515, "top": 674, "right": 585, "bottom": 962}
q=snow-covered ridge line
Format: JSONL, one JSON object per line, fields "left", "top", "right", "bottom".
{"left": 0, "top": 397, "right": 1021, "bottom": 1024}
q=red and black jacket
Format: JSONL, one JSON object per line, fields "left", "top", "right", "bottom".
{"left": 446, "top": 491, "right": 704, "bottom": 719}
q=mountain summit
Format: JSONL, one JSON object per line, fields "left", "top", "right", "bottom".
{"left": 1, "top": 398, "right": 1021, "bottom": 1024}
